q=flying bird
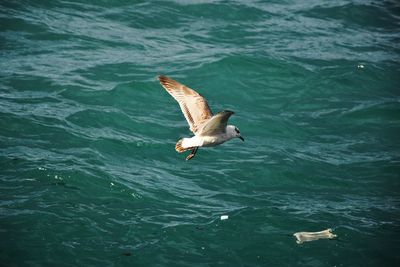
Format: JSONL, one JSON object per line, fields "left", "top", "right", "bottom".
{"left": 158, "top": 75, "right": 244, "bottom": 160}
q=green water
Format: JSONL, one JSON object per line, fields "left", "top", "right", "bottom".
{"left": 1, "top": 1, "right": 400, "bottom": 266}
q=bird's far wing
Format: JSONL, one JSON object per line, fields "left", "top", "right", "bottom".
{"left": 198, "top": 110, "right": 234, "bottom": 136}
{"left": 158, "top": 75, "right": 213, "bottom": 133}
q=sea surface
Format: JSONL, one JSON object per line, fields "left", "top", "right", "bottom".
{"left": 1, "top": 0, "right": 400, "bottom": 266}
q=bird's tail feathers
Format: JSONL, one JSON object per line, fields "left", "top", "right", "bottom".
{"left": 175, "top": 139, "right": 190, "bottom": 153}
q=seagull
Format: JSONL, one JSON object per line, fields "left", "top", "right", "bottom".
{"left": 158, "top": 75, "right": 244, "bottom": 160}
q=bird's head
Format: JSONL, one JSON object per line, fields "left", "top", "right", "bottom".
{"left": 227, "top": 125, "right": 244, "bottom": 142}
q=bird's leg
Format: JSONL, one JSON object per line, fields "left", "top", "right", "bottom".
{"left": 186, "top": 147, "right": 199, "bottom": 161}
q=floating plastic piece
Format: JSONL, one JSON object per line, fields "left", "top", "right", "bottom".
{"left": 293, "top": 228, "right": 337, "bottom": 244}
{"left": 220, "top": 215, "right": 229, "bottom": 220}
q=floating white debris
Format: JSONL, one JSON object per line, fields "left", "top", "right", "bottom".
{"left": 110, "top": 182, "right": 115, "bottom": 186}
{"left": 220, "top": 215, "right": 229, "bottom": 220}
{"left": 293, "top": 228, "right": 337, "bottom": 244}
{"left": 38, "top": 167, "right": 46, "bottom": 171}
{"left": 357, "top": 64, "right": 365, "bottom": 69}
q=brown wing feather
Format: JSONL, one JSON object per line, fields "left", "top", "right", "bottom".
{"left": 158, "top": 75, "right": 213, "bottom": 133}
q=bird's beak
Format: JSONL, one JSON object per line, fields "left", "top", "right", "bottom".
{"left": 239, "top": 136, "right": 244, "bottom": 142}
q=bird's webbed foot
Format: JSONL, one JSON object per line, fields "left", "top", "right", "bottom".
{"left": 185, "top": 147, "right": 199, "bottom": 161}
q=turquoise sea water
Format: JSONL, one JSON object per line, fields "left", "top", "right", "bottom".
{"left": 1, "top": 0, "right": 400, "bottom": 266}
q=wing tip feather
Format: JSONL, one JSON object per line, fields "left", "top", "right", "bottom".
{"left": 158, "top": 75, "right": 179, "bottom": 91}
{"left": 221, "top": 110, "right": 235, "bottom": 115}
{"left": 157, "top": 74, "right": 166, "bottom": 81}
{"left": 158, "top": 74, "right": 169, "bottom": 84}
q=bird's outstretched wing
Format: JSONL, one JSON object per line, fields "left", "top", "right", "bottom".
{"left": 158, "top": 75, "right": 213, "bottom": 133}
{"left": 199, "top": 110, "right": 234, "bottom": 136}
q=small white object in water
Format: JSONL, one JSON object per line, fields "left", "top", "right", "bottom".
{"left": 357, "top": 64, "right": 365, "bottom": 69}
{"left": 220, "top": 215, "right": 229, "bottom": 220}
{"left": 293, "top": 228, "right": 337, "bottom": 244}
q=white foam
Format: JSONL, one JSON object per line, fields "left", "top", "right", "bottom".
{"left": 220, "top": 215, "right": 229, "bottom": 220}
